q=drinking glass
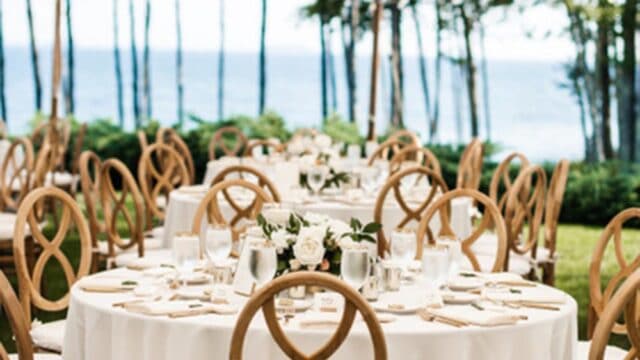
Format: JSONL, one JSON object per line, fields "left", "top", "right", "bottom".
{"left": 173, "top": 233, "right": 200, "bottom": 286}
{"left": 360, "top": 166, "right": 379, "bottom": 196}
{"left": 421, "top": 245, "right": 449, "bottom": 292}
{"left": 341, "top": 247, "right": 371, "bottom": 290}
{"left": 437, "top": 238, "right": 463, "bottom": 279}
{"left": 390, "top": 229, "right": 416, "bottom": 267}
{"left": 307, "top": 165, "right": 327, "bottom": 196}
{"left": 248, "top": 244, "right": 277, "bottom": 288}
{"left": 204, "top": 224, "right": 233, "bottom": 265}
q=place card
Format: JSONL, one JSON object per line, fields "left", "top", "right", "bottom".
{"left": 314, "top": 292, "right": 342, "bottom": 313}
{"left": 232, "top": 238, "right": 256, "bottom": 296}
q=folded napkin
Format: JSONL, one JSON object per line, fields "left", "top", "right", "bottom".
{"left": 482, "top": 288, "right": 566, "bottom": 304}
{"left": 125, "top": 300, "right": 238, "bottom": 317}
{"left": 429, "top": 307, "right": 520, "bottom": 327}
{"left": 297, "top": 312, "right": 342, "bottom": 329}
{"left": 126, "top": 258, "right": 167, "bottom": 271}
{"left": 79, "top": 277, "right": 139, "bottom": 293}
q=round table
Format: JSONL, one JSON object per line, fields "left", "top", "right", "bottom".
{"left": 62, "top": 268, "right": 578, "bottom": 360}
{"left": 162, "top": 188, "right": 473, "bottom": 249}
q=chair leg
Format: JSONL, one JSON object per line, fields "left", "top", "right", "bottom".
{"left": 587, "top": 304, "right": 598, "bottom": 340}
{"left": 541, "top": 262, "right": 555, "bottom": 286}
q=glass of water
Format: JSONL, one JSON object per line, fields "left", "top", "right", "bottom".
{"left": 173, "top": 232, "right": 201, "bottom": 286}
{"left": 204, "top": 224, "right": 233, "bottom": 265}
{"left": 360, "top": 166, "right": 380, "bottom": 196}
{"left": 307, "top": 165, "right": 327, "bottom": 196}
{"left": 341, "top": 246, "right": 371, "bottom": 290}
{"left": 421, "top": 245, "right": 449, "bottom": 292}
{"left": 248, "top": 243, "right": 277, "bottom": 288}
{"left": 390, "top": 229, "right": 416, "bottom": 268}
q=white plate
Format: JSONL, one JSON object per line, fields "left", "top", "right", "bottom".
{"left": 276, "top": 298, "right": 313, "bottom": 312}
{"left": 447, "top": 277, "right": 484, "bottom": 291}
{"left": 372, "top": 296, "right": 424, "bottom": 314}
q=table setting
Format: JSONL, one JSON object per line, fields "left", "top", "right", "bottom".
{"left": 63, "top": 208, "right": 577, "bottom": 360}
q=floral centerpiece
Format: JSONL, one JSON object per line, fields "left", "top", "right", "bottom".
{"left": 298, "top": 152, "right": 351, "bottom": 191}
{"left": 258, "top": 210, "right": 381, "bottom": 276}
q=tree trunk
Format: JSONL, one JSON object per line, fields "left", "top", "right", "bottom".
{"left": 621, "top": 0, "right": 636, "bottom": 161}
{"left": 143, "top": 0, "right": 152, "bottom": 120}
{"left": 175, "top": 0, "right": 184, "bottom": 128}
{"left": 430, "top": 0, "right": 443, "bottom": 142}
{"left": 345, "top": 0, "right": 358, "bottom": 123}
{"left": 452, "top": 60, "right": 464, "bottom": 144}
{"left": 327, "top": 24, "right": 337, "bottom": 113}
{"left": 25, "top": 0, "right": 42, "bottom": 112}
{"left": 64, "top": 0, "right": 74, "bottom": 115}
{"left": 0, "top": 0, "right": 7, "bottom": 124}
{"left": 320, "top": 16, "right": 328, "bottom": 122}
{"left": 596, "top": 3, "right": 614, "bottom": 159}
{"left": 128, "top": 0, "right": 140, "bottom": 128}
{"left": 258, "top": 0, "right": 267, "bottom": 115}
{"left": 367, "top": 0, "right": 382, "bottom": 140}
{"left": 217, "top": 0, "right": 225, "bottom": 121}
{"left": 459, "top": 6, "right": 479, "bottom": 138}
{"left": 113, "top": 0, "right": 124, "bottom": 127}
{"left": 410, "top": 3, "right": 431, "bottom": 133}
{"left": 390, "top": 0, "right": 403, "bottom": 128}
{"left": 478, "top": 19, "right": 491, "bottom": 141}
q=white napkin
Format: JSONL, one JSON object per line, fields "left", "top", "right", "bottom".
{"left": 78, "top": 277, "right": 139, "bottom": 292}
{"left": 482, "top": 288, "right": 566, "bottom": 304}
{"left": 430, "top": 306, "right": 520, "bottom": 327}
{"left": 125, "top": 300, "right": 238, "bottom": 316}
{"left": 296, "top": 312, "right": 342, "bottom": 329}
{"left": 126, "top": 257, "right": 166, "bottom": 271}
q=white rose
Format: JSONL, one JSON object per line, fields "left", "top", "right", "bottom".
{"left": 271, "top": 229, "right": 292, "bottom": 250}
{"left": 262, "top": 208, "right": 292, "bottom": 226}
{"left": 293, "top": 226, "right": 326, "bottom": 266}
{"left": 327, "top": 219, "right": 351, "bottom": 239}
{"left": 314, "top": 134, "right": 332, "bottom": 150}
{"left": 304, "top": 212, "right": 330, "bottom": 225}
{"left": 287, "top": 139, "right": 305, "bottom": 155}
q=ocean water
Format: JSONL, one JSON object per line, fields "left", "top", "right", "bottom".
{"left": 3, "top": 46, "right": 587, "bottom": 161}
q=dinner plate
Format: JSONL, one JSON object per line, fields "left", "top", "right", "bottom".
{"left": 372, "top": 295, "right": 424, "bottom": 314}
{"left": 447, "top": 277, "right": 484, "bottom": 291}
{"left": 276, "top": 298, "right": 313, "bottom": 312}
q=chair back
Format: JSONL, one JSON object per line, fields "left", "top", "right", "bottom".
{"left": 589, "top": 268, "right": 640, "bottom": 360}
{"left": 588, "top": 208, "right": 640, "bottom": 338}
{"left": 70, "top": 123, "right": 87, "bottom": 176}
{"left": 229, "top": 271, "right": 387, "bottom": 360}
{"left": 244, "top": 139, "right": 283, "bottom": 157}
{"left": 137, "top": 130, "right": 149, "bottom": 152}
{"left": 456, "top": 138, "right": 483, "bottom": 190}
{"left": 489, "top": 152, "right": 530, "bottom": 212}
{"left": 100, "top": 158, "right": 145, "bottom": 258}
{"left": 387, "top": 129, "right": 420, "bottom": 148}
{"left": 504, "top": 165, "right": 546, "bottom": 267}
{"left": 78, "top": 151, "right": 104, "bottom": 250}
{"left": 0, "top": 137, "right": 34, "bottom": 211}
{"left": 0, "top": 270, "right": 34, "bottom": 360}
{"left": 389, "top": 145, "right": 441, "bottom": 175}
{"left": 209, "top": 126, "right": 247, "bottom": 160}
{"left": 156, "top": 127, "right": 196, "bottom": 183}
{"left": 211, "top": 165, "right": 280, "bottom": 202}
{"left": 367, "top": 139, "right": 408, "bottom": 165}
{"left": 138, "top": 143, "right": 191, "bottom": 221}
{"left": 191, "top": 179, "right": 273, "bottom": 241}
{"left": 544, "top": 159, "right": 569, "bottom": 259}
{"left": 416, "top": 189, "right": 507, "bottom": 272}
{"left": 13, "top": 187, "right": 92, "bottom": 321}
{"left": 374, "top": 166, "right": 448, "bottom": 257}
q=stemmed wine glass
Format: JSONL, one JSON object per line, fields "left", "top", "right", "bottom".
{"left": 248, "top": 243, "right": 278, "bottom": 289}
{"left": 307, "top": 165, "right": 327, "bottom": 197}
{"left": 341, "top": 246, "right": 371, "bottom": 290}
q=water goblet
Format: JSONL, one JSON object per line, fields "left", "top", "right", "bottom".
{"left": 341, "top": 246, "right": 371, "bottom": 291}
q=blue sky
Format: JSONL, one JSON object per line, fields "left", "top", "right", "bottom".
{"left": 4, "top": 0, "right": 574, "bottom": 60}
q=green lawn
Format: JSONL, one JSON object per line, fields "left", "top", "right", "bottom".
{"left": 1, "top": 222, "right": 637, "bottom": 352}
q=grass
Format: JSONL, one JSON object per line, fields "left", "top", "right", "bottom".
{"left": 1, "top": 221, "right": 638, "bottom": 352}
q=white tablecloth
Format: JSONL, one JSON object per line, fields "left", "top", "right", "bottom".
{"left": 162, "top": 189, "right": 472, "bottom": 249}
{"left": 63, "top": 268, "right": 578, "bottom": 360}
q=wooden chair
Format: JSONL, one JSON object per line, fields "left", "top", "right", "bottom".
{"left": 243, "top": 139, "right": 283, "bottom": 157}
{"left": 367, "top": 139, "right": 409, "bottom": 165}
{"left": 137, "top": 130, "right": 149, "bottom": 152}
{"left": 229, "top": 271, "right": 387, "bottom": 360}
{"left": 540, "top": 159, "right": 569, "bottom": 286}
{"left": 387, "top": 129, "right": 420, "bottom": 148}
{"left": 374, "top": 166, "right": 448, "bottom": 257}
{"left": 100, "top": 159, "right": 153, "bottom": 267}
{"left": 504, "top": 165, "right": 546, "bottom": 276}
{"left": 587, "top": 208, "right": 640, "bottom": 339}
{"left": 416, "top": 189, "right": 507, "bottom": 272}
{"left": 211, "top": 165, "right": 281, "bottom": 203}
{"left": 156, "top": 127, "right": 196, "bottom": 184}
{"left": 0, "top": 137, "right": 35, "bottom": 212}
{"left": 208, "top": 126, "right": 247, "bottom": 160}
{"left": 68, "top": 123, "right": 88, "bottom": 193}
{"left": 456, "top": 138, "right": 483, "bottom": 190}
{"left": 388, "top": 144, "right": 441, "bottom": 175}
{"left": 138, "top": 143, "right": 191, "bottom": 224}
{"left": 191, "top": 179, "right": 273, "bottom": 243}
{"left": 78, "top": 151, "right": 105, "bottom": 272}
{"left": 489, "top": 152, "right": 530, "bottom": 212}
{"left": 13, "top": 187, "right": 92, "bottom": 353}
{"left": 0, "top": 269, "right": 61, "bottom": 360}
{"left": 588, "top": 268, "right": 640, "bottom": 360}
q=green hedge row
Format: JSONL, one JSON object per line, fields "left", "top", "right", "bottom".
{"left": 50, "top": 114, "right": 640, "bottom": 226}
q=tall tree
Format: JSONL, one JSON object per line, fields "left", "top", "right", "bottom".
{"left": 143, "top": 0, "right": 152, "bottom": 120}
{"left": 25, "top": 0, "right": 42, "bottom": 112}
{"left": 477, "top": 18, "right": 491, "bottom": 140}
{"left": 113, "top": 0, "right": 124, "bottom": 127}
{"left": 129, "top": 0, "right": 141, "bottom": 128}
{"left": 430, "top": 0, "right": 444, "bottom": 142}
{"left": 410, "top": 1, "right": 431, "bottom": 134}
{"left": 458, "top": 4, "right": 479, "bottom": 137}
{"left": 64, "top": 0, "right": 74, "bottom": 115}
{"left": 175, "top": 0, "right": 184, "bottom": 127}
{"left": 0, "top": 0, "right": 7, "bottom": 124}
{"left": 343, "top": 0, "right": 358, "bottom": 123}
{"left": 389, "top": 0, "right": 404, "bottom": 128}
{"left": 258, "top": 0, "right": 267, "bottom": 115}
{"left": 367, "top": 0, "right": 382, "bottom": 140}
{"left": 619, "top": 0, "right": 636, "bottom": 161}
{"left": 596, "top": 0, "right": 614, "bottom": 159}
{"left": 217, "top": 0, "right": 225, "bottom": 121}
